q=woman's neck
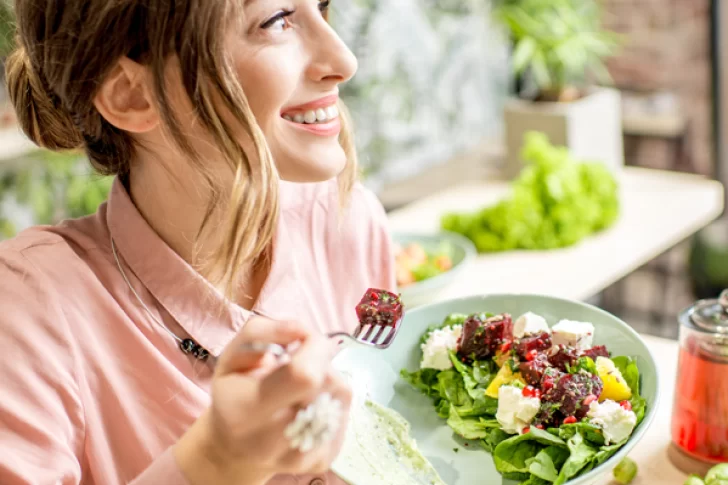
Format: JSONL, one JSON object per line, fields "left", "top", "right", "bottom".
{"left": 126, "top": 159, "right": 269, "bottom": 309}
{"left": 128, "top": 162, "right": 206, "bottom": 265}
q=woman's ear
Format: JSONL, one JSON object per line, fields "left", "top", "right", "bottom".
{"left": 94, "top": 57, "right": 159, "bottom": 133}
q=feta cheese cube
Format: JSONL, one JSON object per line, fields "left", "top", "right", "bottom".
{"left": 552, "top": 319, "right": 595, "bottom": 350}
{"left": 587, "top": 400, "right": 637, "bottom": 445}
{"left": 420, "top": 325, "right": 462, "bottom": 370}
{"left": 496, "top": 385, "right": 541, "bottom": 434}
{"left": 514, "top": 312, "right": 551, "bottom": 338}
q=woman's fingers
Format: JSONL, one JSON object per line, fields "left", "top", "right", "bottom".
{"left": 209, "top": 317, "right": 351, "bottom": 476}
{"left": 241, "top": 317, "right": 309, "bottom": 343}
{"left": 215, "top": 317, "right": 309, "bottom": 376}
{"left": 258, "top": 334, "right": 339, "bottom": 412}
{"left": 261, "top": 371, "right": 353, "bottom": 473}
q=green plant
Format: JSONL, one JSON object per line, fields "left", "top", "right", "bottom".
{"left": 492, "top": 0, "right": 620, "bottom": 101}
{"left": 0, "top": 150, "right": 113, "bottom": 238}
{"left": 0, "top": 0, "right": 14, "bottom": 60}
{"left": 441, "top": 131, "right": 620, "bottom": 252}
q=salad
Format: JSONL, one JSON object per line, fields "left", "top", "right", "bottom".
{"left": 401, "top": 311, "right": 647, "bottom": 485}
{"left": 395, "top": 242, "right": 453, "bottom": 288}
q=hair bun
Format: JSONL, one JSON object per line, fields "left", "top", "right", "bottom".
{"left": 5, "top": 46, "right": 84, "bottom": 151}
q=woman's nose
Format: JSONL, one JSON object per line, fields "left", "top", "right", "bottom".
{"left": 305, "top": 20, "right": 358, "bottom": 86}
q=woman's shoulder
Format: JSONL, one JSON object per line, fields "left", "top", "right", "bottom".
{"left": 1, "top": 211, "right": 106, "bottom": 260}
{"left": 0, "top": 215, "right": 114, "bottom": 378}
{"left": 0, "top": 229, "right": 78, "bottom": 364}
{"left": 0, "top": 213, "right": 110, "bottom": 303}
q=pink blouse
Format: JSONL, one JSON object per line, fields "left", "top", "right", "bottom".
{"left": 0, "top": 178, "right": 395, "bottom": 485}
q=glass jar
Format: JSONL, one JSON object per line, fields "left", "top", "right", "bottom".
{"left": 671, "top": 289, "right": 728, "bottom": 473}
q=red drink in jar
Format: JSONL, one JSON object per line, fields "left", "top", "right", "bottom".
{"left": 671, "top": 290, "right": 728, "bottom": 472}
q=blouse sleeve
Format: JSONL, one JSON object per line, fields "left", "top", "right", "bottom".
{"left": 0, "top": 250, "right": 85, "bottom": 484}
{"left": 0, "top": 250, "right": 190, "bottom": 485}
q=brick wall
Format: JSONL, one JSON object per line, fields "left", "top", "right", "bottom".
{"left": 603, "top": 0, "right": 714, "bottom": 176}
{"left": 597, "top": 0, "right": 713, "bottom": 337}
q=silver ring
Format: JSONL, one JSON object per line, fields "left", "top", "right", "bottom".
{"left": 284, "top": 393, "right": 343, "bottom": 453}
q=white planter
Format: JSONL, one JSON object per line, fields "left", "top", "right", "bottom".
{"left": 503, "top": 87, "right": 624, "bottom": 179}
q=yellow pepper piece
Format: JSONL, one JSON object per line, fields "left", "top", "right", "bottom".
{"left": 485, "top": 364, "right": 525, "bottom": 398}
{"left": 596, "top": 357, "right": 632, "bottom": 402}
{"left": 494, "top": 350, "right": 510, "bottom": 368}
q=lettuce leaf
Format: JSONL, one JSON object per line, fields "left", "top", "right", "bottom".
{"left": 590, "top": 439, "right": 626, "bottom": 468}
{"left": 528, "top": 445, "right": 570, "bottom": 482}
{"left": 493, "top": 428, "right": 567, "bottom": 480}
{"left": 481, "top": 428, "right": 511, "bottom": 453}
{"left": 558, "top": 422, "right": 605, "bottom": 446}
{"left": 446, "top": 409, "right": 500, "bottom": 440}
{"left": 400, "top": 368, "right": 442, "bottom": 398}
{"left": 554, "top": 431, "right": 598, "bottom": 485}
{"left": 437, "top": 368, "right": 498, "bottom": 417}
{"left": 450, "top": 352, "right": 498, "bottom": 398}
{"left": 521, "top": 478, "right": 552, "bottom": 485}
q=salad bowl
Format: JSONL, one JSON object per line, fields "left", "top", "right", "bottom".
{"left": 392, "top": 231, "right": 476, "bottom": 309}
{"left": 332, "top": 294, "right": 659, "bottom": 485}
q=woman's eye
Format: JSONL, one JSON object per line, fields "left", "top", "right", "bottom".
{"left": 261, "top": 10, "right": 294, "bottom": 31}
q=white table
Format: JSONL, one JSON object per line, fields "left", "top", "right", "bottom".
{"left": 387, "top": 167, "right": 724, "bottom": 303}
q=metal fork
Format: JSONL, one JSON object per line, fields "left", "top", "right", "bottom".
{"left": 328, "top": 309, "right": 405, "bottom": 350}
{"left": 241, "top": 309, "right": 405, "bottom": 358}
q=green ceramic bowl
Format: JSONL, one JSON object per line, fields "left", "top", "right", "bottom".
{"left": 393, "top": 232, "right": 476, "bottom": 308}
{"left": 332, "top": 294, "right": 660, "bottom": 485}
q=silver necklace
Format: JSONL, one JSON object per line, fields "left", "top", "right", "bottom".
{"left": 110, "top": 236, "right": 212, "bottom": 362}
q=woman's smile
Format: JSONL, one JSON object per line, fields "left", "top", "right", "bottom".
{"left": 281, "top": 94, "right": 341, "bottom": 137}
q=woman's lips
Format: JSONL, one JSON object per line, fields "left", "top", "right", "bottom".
{"left": 281, "top": 94, "right": 339, "bottom": 116}
{"left": 285, "top": 116, "right": 341, "bottom": 137}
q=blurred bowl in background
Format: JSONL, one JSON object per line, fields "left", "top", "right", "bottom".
{"left": 392, "top": 231, "right": 476, "bottom": 308}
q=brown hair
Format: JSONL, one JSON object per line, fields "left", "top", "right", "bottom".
{"left": 5, "top": 1, "right": 358, "bottom": 297}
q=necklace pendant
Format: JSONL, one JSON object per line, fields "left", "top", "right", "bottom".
{"left": 112, "top": 237, "right": 212, "bottom": 365}
{"left": 193, "top": 346, "right": 210, "bottom": 362}
{"left": 180, "top": 338, "right": 197, "bottom": 355}
{"left": 180, "top": 338, "right": 210, "bottom": 362}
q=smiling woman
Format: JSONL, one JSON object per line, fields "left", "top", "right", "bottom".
{"left": 0, "top": 1, "right": 394, "bottom": 485}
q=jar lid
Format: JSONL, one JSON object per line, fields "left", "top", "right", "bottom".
{"left": 689, "top": 289, "right": 728, "bottom": 334}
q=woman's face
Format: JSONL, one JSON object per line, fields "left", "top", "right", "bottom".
{"left": 231, "top": 0, "right": 357, "bottom": 183}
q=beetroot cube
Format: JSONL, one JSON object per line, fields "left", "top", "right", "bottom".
{"left": 458, "top": 313, "right": 513, "bottom": 361}
{"left": 519, "top": 354, "right": 551, "bottom": 387}
{"left": 581, "top": 345, "right": 610, "bottom": 360}
{"left": 541, "top": 372, "right": 604, "bottom": 421}
{"left": 355, "top": 288, "right": 403, "bottom": 327}
{"left": 549, "top": 346, "right": 580, "bottom": 371}
{"left": 515, "top": 332, "right": 552, "bottom": 360}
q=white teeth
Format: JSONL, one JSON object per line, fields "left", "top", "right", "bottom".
{"left": 303, "top": 110, "right": 317, "bottom": 124}
{"left": 285, "top": 104, "right": 339, "bottom": 125}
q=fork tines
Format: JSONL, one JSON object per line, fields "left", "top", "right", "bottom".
{"left": 354, "top": 322, "right": 400, "bottom": 348}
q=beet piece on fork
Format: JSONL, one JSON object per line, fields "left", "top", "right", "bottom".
{"left": 348, "top": 288, "right": 405, "bottom": 349}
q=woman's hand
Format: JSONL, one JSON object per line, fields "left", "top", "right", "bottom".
{"left": 175, "top": 317, "right": 352, "bottom": 485}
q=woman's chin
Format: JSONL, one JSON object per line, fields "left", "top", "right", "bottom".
{"left": 276, "top": 149, "right": 348, "bottom": 184}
